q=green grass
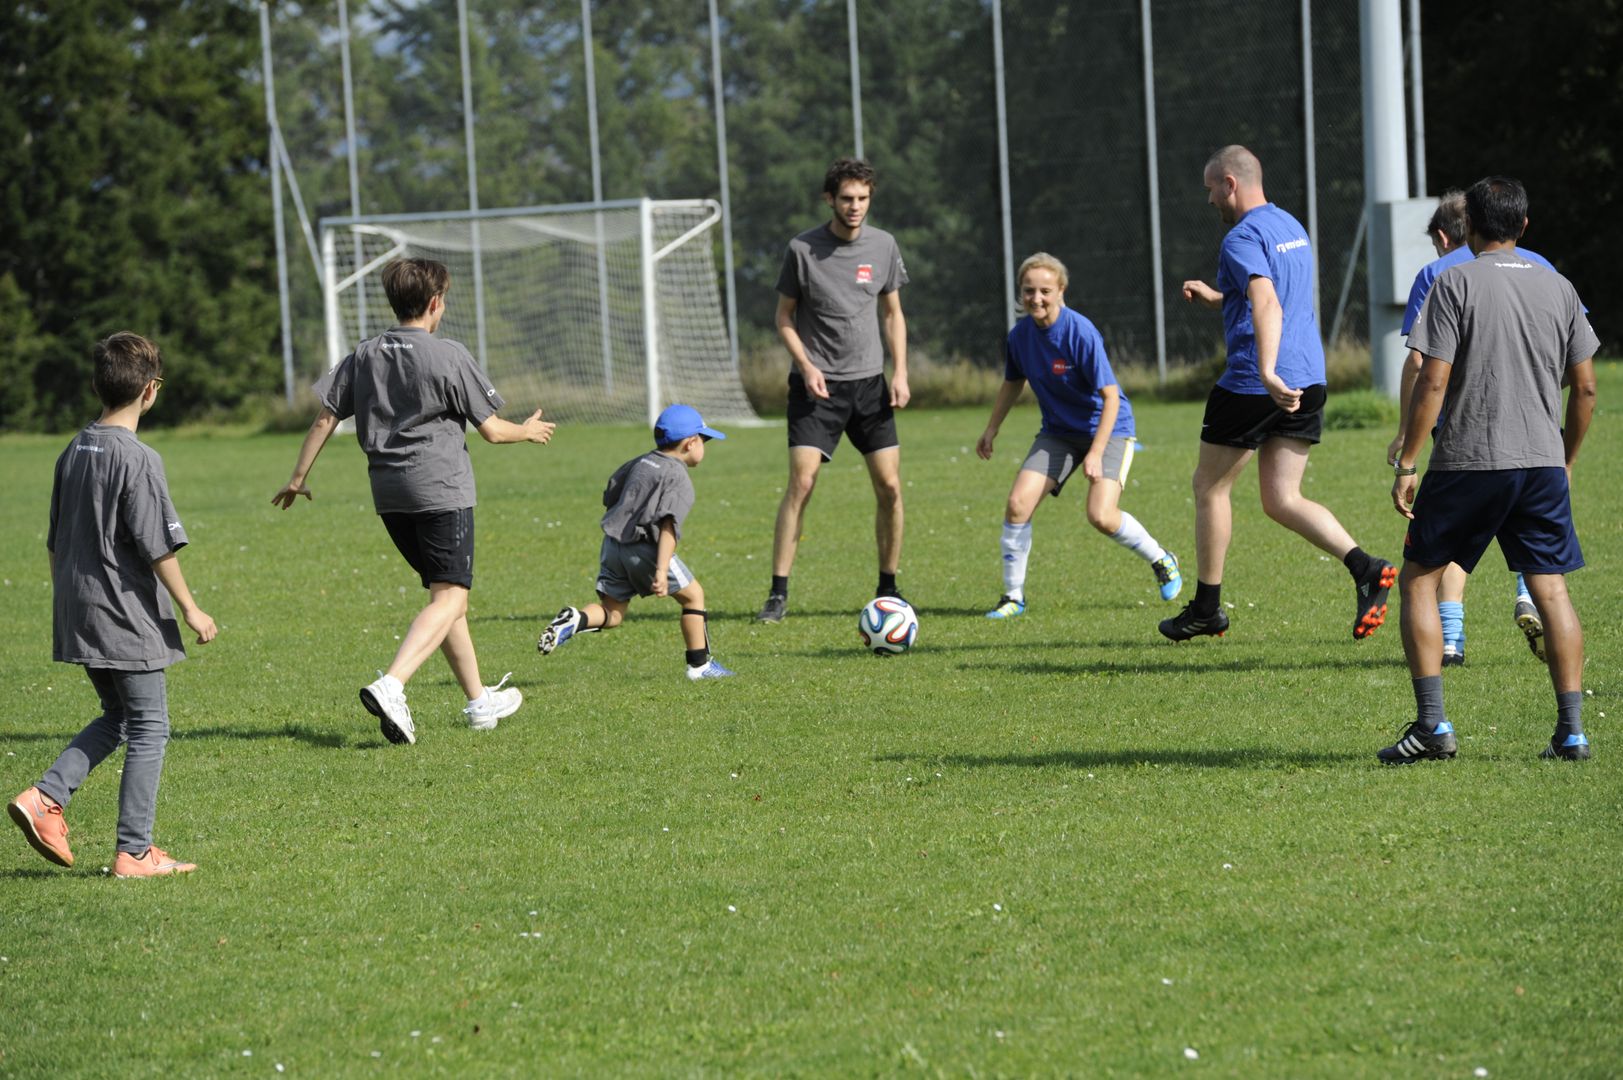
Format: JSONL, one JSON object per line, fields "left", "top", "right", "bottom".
{"left": 2, "top": 367, "right": 1620, "bottom": 1077}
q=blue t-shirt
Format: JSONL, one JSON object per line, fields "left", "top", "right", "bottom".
{"left": 1402, "top": 245, "right": 1575, "bottom": 334}
{"left": 1214, "top": 203, "right": 1325, "bottom": 395}
{"left": 1004, "top": 306, "right": 1134, "bottom": 439}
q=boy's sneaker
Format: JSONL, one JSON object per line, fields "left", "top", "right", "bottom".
{"left": 538, "top": 606, "right": 580, "bottom": 655}
{"left": 985, "top": 595, "right": 1026, "bottom": 619}
{"left": 756, "top": 593, "right": 788, "bottom": 623}
{"left": 360, "top": 675, "right": 415, "bottom": 746}
{"left": 1540, "top": 733, "right": 1591, "bottom": 761}
{"left": 1514, "top": 599, "right": 1546, "bottom": 661}
{"left": 464, "top": 673, "right": 522, "bottom": 731}
{"left": 8, "top": 786, "right": 74, "bottom": 867}
{"left": 1442, "top": 642, "right": 1465, "bottom": 667}
{"left": 686, "top": 658, "right": 735, "bottom": 681}
{"left": 1353, "top": 560, "right": 1398, "bottom": 640}
{"left": 113, "top": 845, "right": 196, "bottom": 878}
{"left": 1377, "top": 720, "right": 1458, "bottom": 764}
{"left": 1152, "top": 552, "right": 1183, "bottom": 602}
{"left": 1158, "top": 603, "right": 1229, "bottom": 641}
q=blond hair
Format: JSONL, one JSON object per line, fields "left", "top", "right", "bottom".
{"left": 1017, "top": 251, "right": 1069, "bottom": 292}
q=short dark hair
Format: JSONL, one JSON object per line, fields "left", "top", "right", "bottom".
{"left": 823, "top": 157, "right": 876, "bottom": 197}
{"left": 1426, "top": 190, "right": 1468, "bottom": 245}
{"left": 1464, "top": 176, "right": 1528, "bottom": 244}
{"left": 381, "top": 258, "right": 451, "bottom": 320}
{"left": 92, "top": 332, "right": 162, "bottom": 409}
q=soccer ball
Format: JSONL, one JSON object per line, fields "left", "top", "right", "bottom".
{"left": 858, "top": 596, "right": 918, "bottom": 655}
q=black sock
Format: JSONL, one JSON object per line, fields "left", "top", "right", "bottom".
{"left": 1343, "top": 546, "right": 1373, "bottom": 580}
{"left": 577, "top": 609, "right": 593, "bottom": 631}
{"left": 1556, "top": 690, "right": 1584, "bottom": 739}
{"left": 1193, "top": 580, "right": 1221, "bottom": 615}
{"left": 770, "top": 575, "right": 788, "bottom": 598}
{"left": 686, "top": 647, "right": 709, "bottom": 668}
{"left": 1413, "top": 674, "right": 1445, "bottom": 732}
{"left": 878, "top": 571, "right": 898, "bottom": 596}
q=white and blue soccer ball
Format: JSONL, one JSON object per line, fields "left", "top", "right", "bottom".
{"left": 858, "top": 596, "right": 918, "bottom": 655}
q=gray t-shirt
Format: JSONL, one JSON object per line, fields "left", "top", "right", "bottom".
{"left": 775, "top": 223, "right": 908, "bottom": 380}
{"left": 1408, "top": 248, "right": 1599, "bottom": 471}
{"left": 599, "top": 451, "right": 696, "bottom": 544}
{"left": 313, "top": 326, "right": 505, "bottom": 514}
{"left": 48, "top": 424, "right": 188, "bottom": 671}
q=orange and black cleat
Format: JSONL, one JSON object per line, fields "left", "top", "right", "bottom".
{"left": 1353, "top": 561, "right": 1398, "bottom": 640}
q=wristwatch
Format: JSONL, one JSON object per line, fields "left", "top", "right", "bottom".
{"left": 1393, "top": 464, "right": 1418, "bottom": 477}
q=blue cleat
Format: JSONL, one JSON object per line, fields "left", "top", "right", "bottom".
{"left": 1540, "top": 732, "right": 1590, "bottom": 761}
{"left": 538, "top": 606, "right": 579, "bottom": 655}
{"left": 1377, "top": 720, "right": 1457, "bottom": 764}
{"left": 1152, "top": 551, "right": 1183, "bottom": 602}
{"left": 985, "top": 595, "right": 1026, "bottom": 619}
{"left": 686, "top": 658, "right": 735, "bottom": 681}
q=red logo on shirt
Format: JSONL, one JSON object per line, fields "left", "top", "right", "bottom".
{"left": 856, "top": 264, "right": 873, "bottom": 284}
{"left": 1050, "top": 358, "right": 1068, "bottom": 376}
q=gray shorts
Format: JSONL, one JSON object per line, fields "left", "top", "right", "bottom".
{"left": 1022, "top": 433, "right": 1135, "bottom": 496}
{"left": 595, "top": 536, "right": 696, "bottom": 601}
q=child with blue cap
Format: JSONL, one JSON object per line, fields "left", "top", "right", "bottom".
{"left": 538, "top": 404, "right": 734, "bottom": 680}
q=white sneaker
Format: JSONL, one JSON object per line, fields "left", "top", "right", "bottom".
{"left": 464, "top": 673, "right": 522, "bottom": 731}
{"left": 361, "top": 674, "right": 415, "bottom": 746}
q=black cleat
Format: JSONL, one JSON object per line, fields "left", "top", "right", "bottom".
{"left": 1377, "top": 720, "right": 1457, "bottom": 764}
{"left": 1441, "top": 644, "right": 1465, "bottom": 667}
{"left": 1514, "top": 599, "right": 1546, "bottom": 661}
{"left": 1353, "top": 559, "right": 1398, "bottom": 640}
{"left": 756, "top": 593, "right": 788, "bottom": 623}
{"left": 1158, "top": 603, "right": 1229, "bottom": 641}
{"left": 1540, "top": 733, "right": 1591, "bottom": 761}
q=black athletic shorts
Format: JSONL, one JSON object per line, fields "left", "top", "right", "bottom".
{"left": 380, "top": 507, "right": 475, "bottom": 589}
{"left": 787, "top": 371, "right": 898, "bottom": 461}
{"left": 1200, "top": 383, "right": 1327, "bottom": 449}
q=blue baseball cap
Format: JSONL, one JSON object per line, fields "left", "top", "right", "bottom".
{"left": 655, "top": 404, "right": 726, "bottom": 445}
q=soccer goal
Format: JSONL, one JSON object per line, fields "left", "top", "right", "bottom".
{"left": 319, "top": 198, "right": 759, "bottom": 427}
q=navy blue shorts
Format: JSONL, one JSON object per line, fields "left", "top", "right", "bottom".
{"left": 1403, "top": 467, "right": 1582, "bottom": 574}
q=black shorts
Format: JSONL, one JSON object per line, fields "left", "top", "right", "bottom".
{"left": 380, "top": 507, "right": 476, "bottom": 589}
{"left": 787, "top": 371, "right": 898, "bottom": 461}
{"left": 1200, "top": 384, "right": 1327, "bottom": 449}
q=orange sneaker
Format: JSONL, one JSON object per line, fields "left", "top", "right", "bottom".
{"left": 8, "top": 786, "right": 74, "bottom": 867}
{"left": 113, "top": 846, "right": 196, "bottom": 878}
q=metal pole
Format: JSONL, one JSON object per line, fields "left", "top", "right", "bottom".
{"left": 260, "top": 2, "right": 295, "bottom": 406}
{"left": 1361, "top": 0, "right": 1410, "bottom": 393}
{"left": 707, "top": 0, "right": 740, "bottom": 369}
{"left": 1140, "top": 0, "right": 1167, "bottom": 383}
{"left": 582, "top": 0, "right": 615, "bottom": 393}
{"left": 991, "top": 0, "right": 1016, "bottom": 328}
{"left": 1302, "top": 0, "right": 1321, "bottom": 327}
{"left": 338, "top": 0, "right": 368, "bottom": 339}
{"left": 847, "top": 0, "right": 863, "bottom": 158}
{"left": 1408, "top": 0, "right": 1427, "bottom": 196}
{"left": 456, "top": 0, "right": 489, "bottom": 372}
{"left": 639, "top": 198, "right": 661, "bottom": 425}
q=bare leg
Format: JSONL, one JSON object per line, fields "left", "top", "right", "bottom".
{"left": 1192, "top": 442, "right": 1253, "bottom": 584}
{"left": 1004, "top": 468, "right": 1054, "bottom": 527}
{"left": 1525, "top": 573, "right": 1583, "bottom": 693}
{"left": 438, "top": 615, "right": 484, "bottom": 699}
{"left": 1256, "top": 438, "right": 1358, "bottom": 558}
{"left": 865, "top": 446, "right": 904, "bottom": 575}
{"left": 1440, "top": 562, "right": 1469, "bottom": 603}
{"left": 673, "top": 580, "right": 708, "bottom": 652}
{"left": 1085, "top": 477, "right": 1123, "bottom": 536}
{"left": 1400, "top": 562, "right": 1448, "bottom": 678}
{"left": 579, "top": 596, "right": 627, "bottom": 631}
{"left": 770, "top": 447, "right": 825, "bottom": 577}
{"left": 386, "top": 582, "right": 470, "bottom": 687}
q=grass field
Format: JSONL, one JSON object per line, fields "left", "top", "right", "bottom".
{"left": 2, "top": 367, "right": 1620, "bottom": 1077}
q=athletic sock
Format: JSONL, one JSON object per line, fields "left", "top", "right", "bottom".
{"left": 686, "top": 647, "right": 710, "bottom": 668}
{"left": 1438, "top": 601, "right": 1465, "bottom": 649}
{"left": 1556, "top": 690, "right": 1584, "bottom": 739}
{"left": 1110, "top": 511, "right": 1166, "bottom": 563}
{"left": 1514, "top": 573, "right": 1531, "bottom": 603}
{"left": 770, "top": 575, "right": 788, "bottom": 599}
{"left": 379, "top": 673, "right": 404, "bottom": 695}
{"left": 1342, "top": 546, "right": 1374, "bottom": 580}
{"left": 1193, "top": 580, "right": 1221, "bottom": 616}
{"left": 878, "top": 571, "right": 898, "bottom": 597}
{"left": 1000, "top": 520, "right": 1033, "bottom": 600}
{"left": 576, "top": 609, "right": 594, "bottom": 632}
{"left": 1413, "top": 674, "right": 1446, "bottom": 733}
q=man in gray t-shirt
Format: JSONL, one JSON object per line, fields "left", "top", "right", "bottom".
{"left": 1381, "top": 176, "right": 1599, "bottom": 766}
{"left": 273, "top": 258, "right": 556, "bottom": 746}
{"left": 757, "top": 157, "right": 912, "bottom": 624}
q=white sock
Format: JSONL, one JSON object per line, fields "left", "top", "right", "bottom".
{"left": 1000, "top": 520, "right": 1032, "bottom": 601}
{"left": 1111, "top": 511, "right": 1166, "bottom": 563}
{"left": 467, "top": 689, "right": 489, "bottom": 707}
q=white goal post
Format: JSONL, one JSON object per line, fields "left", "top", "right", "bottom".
{"left": 318, "top": 198, "right": 759, "bottom": 427}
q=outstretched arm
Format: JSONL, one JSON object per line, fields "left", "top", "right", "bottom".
{"left": 272, "top": 408, "right": 340, "bottom": 509}
{"left": 1181, "top": 279, "right": 1222, "bottom": 309}
{"left": 976, "top": 378, "right": 1027, "bottom": 460}
{"left": 477, "top": 409, "right": 555, "bottom": 445}
{"left": 153, "top": 553, "right": 216, "bottom": 644}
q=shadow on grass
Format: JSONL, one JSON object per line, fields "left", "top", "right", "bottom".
{"left": 0, "top": 723, "right": 358, "bottom": 749}
{"left": 2, "top": 866, "right": 67, "bottom": 879}
{"left": 956, "top": 653, "right": 1394, "bottom": 675}
{"left": 877, "top": 746, "right": 1369, "bottom": 769}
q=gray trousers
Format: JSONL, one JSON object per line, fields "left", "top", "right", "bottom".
{"left": 38, "top": 668, "right": 170, "bottom": 854}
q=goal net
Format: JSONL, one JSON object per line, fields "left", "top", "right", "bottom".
{"left": 319, "top": 199, "right": 758, "bottom": 427}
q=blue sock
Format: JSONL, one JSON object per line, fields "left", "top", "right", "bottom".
{"left": 1413, "top": 675, "right": 1446, "bottom": 733}
{"left": 1515, "top": 574, "right": 1531, "bottom": 603}
{"left": 1438, "top": 601, "right": 1465, "bottom": 650}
